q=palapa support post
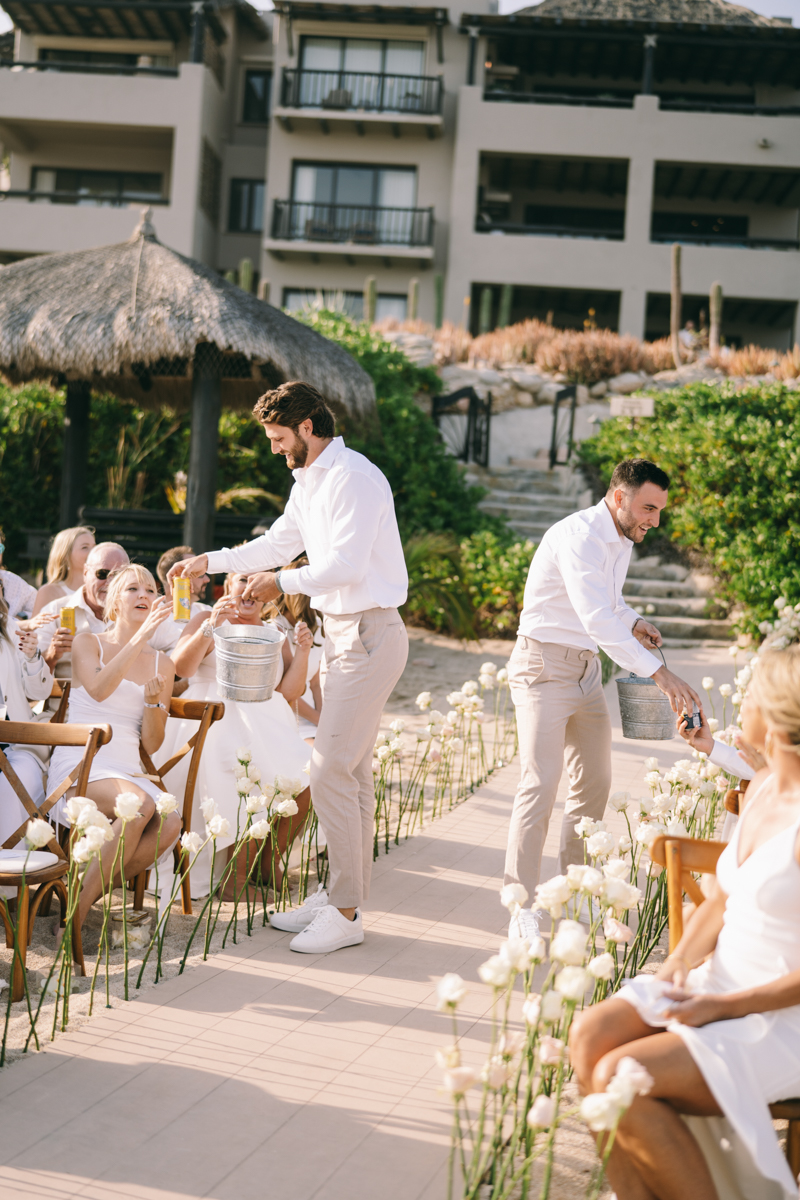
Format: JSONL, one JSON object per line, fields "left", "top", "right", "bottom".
{"left": 185, "top": 343, "right": 222, "bottom": 555}
{"left": 670, "top": 242, "right": 682, "bottom": 370}
{"left": 709, "top": 281, "right": 722, "bottom": 355}
{"left": 60, "top": 380, "right": 91, "bottom": 527}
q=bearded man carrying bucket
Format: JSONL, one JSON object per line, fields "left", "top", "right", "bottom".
{"left": 505, "top": 458, "right": 702, "bottom": 940}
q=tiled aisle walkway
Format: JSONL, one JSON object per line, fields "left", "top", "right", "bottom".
{"left": 0, "top": 643, "right": 735, "bottom": 1200}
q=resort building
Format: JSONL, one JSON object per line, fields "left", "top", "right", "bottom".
{"left": 0, "top": 0, "right": 798, "bottom": 347}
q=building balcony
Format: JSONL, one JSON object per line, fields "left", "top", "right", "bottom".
{"left": 274, "top": 68, "right": 443, "bottom": 135}
{"left": 265, "top": 200, "right": 434, "bottom": 260}
{"left": 0, "top": 59, "right": 179, "bottom": 78}
{"left": 650, "top": 230, "right": 799, "bottom": 251}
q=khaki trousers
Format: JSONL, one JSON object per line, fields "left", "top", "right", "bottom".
{"left": 504, "top": 637, "right": 612, "bottom": 902}
{"left": 311, "top": 608, "right": 409, "bottom": 909}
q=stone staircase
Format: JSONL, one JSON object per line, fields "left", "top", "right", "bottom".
{"left": 464, "top": 462, "right": 733, "bottom": 646}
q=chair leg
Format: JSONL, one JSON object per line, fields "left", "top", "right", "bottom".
{"left": 174, "top": 844, "right": 192, "bottom": 916}
{"left": 11, "top": 883, "right": 29, "bottom": 1003}
{"left": 787, "top": 1118, "right": 800, "bottom": 1178}
{"left": 71, "top": 914, "right": 85, "bottom": 978}
{"left": 132, "top": 871, "right": 147, "bottom": 911}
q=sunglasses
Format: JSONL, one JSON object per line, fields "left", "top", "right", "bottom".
{"left": 94, "top": 568, "right": 114, "bottom": 580}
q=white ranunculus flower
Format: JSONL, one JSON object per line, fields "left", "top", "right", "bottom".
{"left": 527, "top": 1094, "right": 556, "bottom": 1129}
{"left": 435, "top": 1044, "right": 461, "bottom": 1071}
{"left": 496, "top": 668, "right": 508, "bottom": 684}
{"left": 539, "top": 1036, "right": 566, "bottom": 1066}
{"left": 535, "top": 874, "right": 573, "bottom": 917}
{"left": 499, "top": 882, "right": 528, "bottom": 911}
{"left": 718, "top": 683, "right": 732, "bottom": 697}
{"left": 155, "top": 793, "right": 178, "bottom": 816}
{"left": 206, "top": 814, "right": 230, "bottom": 838}
{"left": 603, "top": 858, "right": 629, "bottom": 881}
{"left": 115, "top": 792, "right": 143, "bottom": 822}
{"left": 481, "top": 662, "right": 497, "bottom": 675}
{"left": 248, "top": 819, "right": 271, "bottom": 840}
{"left": 445, "top": 715, "right": 458, "bottom": 729}
{"left": 461, "top": 680, "right": 479, "bottom": 696}
{"left": 275, "top": 774, "right": 297, "bottom": 794}
{"left": 574, "top": 816, "right": 599, "bottom": 838}
{"left": 377, "top": 745, "right": 392, "bottom": 762}
{"left": 643, "top": 756, "right": 659, "bottom": 771}
{"left": 372, "top": 759, "right": 380, "bottom": 773}
{"left": 550, "top": 919, "right": 588, "bottom": 965}
{"left": 478, "top": 955, "right": 514, "bottom": 988}
{"left": 181, "top": 831, "right": 203, "bottom": 855}
{"left": 450, "top": 737, "right": 463, "bottom": 751}
{"left": 246, "top": 793, "right": 267, "bottom": 815}
{"left": 482, "top": 1055, "right": 513, "bottom": 1090}
{"left": 639, "top": 795, "right": 656, "bottom": 816}
{"left": 237, "top": 779, "right": 253, "bottom": 797}
{"left": 775, "top": 596, "right": 788, "bottom": 610}
{"left": 236, "top": 747, "right": 252, "bottom": 764}
{"left": 580, "top": 1092, "right": 625, "bottom": 1132}
{"left": 580, "top": 866, "right": 605, "bottom": 895}
{"left": 601, "top": 878, "right": 642, "bottom": 914}
{"left": 72, "top": 835, "right": 98, "bottom": 863}
{"left": 540, "top": 989, "right": 565, "bottom": 1022}
{"left": 233, "top": 763, "right": 247, "bottom": 780}
{"left": 608, "top": 791, "right": 631, "bottom": 812}
{"left": 587, "top": 952, "right": 616, "bottom": 981}
{"left": 416, "top": 728, "right": 432, "bottom": 743}
{"left": 262, "top": 784, "right": 277, "bottom": 802}
{"left": 442, "top": 1067, "right": 479, "bottom": 1095}
{"left": 247, "top": 765, "right": 261, "bottom": 783}
{"left": 732, "top": 691, "right": 743, "bottom": 706}
{"left": 528, "top": 934, "right": 546, "bottom": 963}
{"left": 473, "top": 710, "right": 485, "bottom": 724}
{"left": 666, "top": 820, "right": 689, "bottom": 838}
{"left": 522, "top": 993, "right": 541, "bottom": 1026}
{"left": 586, "top": 830, "right": 616, "bottom": 860}
{"left": 634, "top": 821, "right": 666, "bottom": 847}
{"left": 436, "top": 973, "right": 467, "bottom": 1010}
{"left": 446, "top": 691, "right": 466, "bottom": 708}
{"left": 416, "top": 691, "right": 432, "bottom": 710}
{"left": 702, "top": 677, "right": 715, "bottom": 691}
{"left": 607, "top": 1056, "right": 655, "bottom": 1107}
{"left": 566, "top": 863, "right": 589, "bottom": 891}
{"left": 390, "top": 718, "right": 406, "bottom": 734}
{"left": 65, "top": 795, "right": 96, "bottom": 827}
{"left": 498, "top": 1030, "right": 526, "bottom": 1059}
{"left": 617, "top": 834, "right": 632, "bottom": 855}
{"left": 274, "top": 797, "right": 299, "bottom": 818}
{"left": 603, "top": 915, "right": 634, "bottom": 944}
{"left": 499, "top": 937, "right": 531, "bottom": 973}
{"left": 200, "top": 797, "right": 218, "bottom": 821}
{"left": 554, "top": 965, "right": 590, "bottom": 1001}
{"left": 83, "top": 824, "right": 111, "bottom": 852}
{"left": 651, "top": 794, "right": 672, "bottom": 818}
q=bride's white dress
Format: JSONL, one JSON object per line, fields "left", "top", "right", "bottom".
{"left": 620, "top": 783, "right": 800, "bottom": 1200}
{"left": 158, "top": 635, "right": 309, "bottom": 855}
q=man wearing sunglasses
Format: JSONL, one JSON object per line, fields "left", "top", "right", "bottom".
{"left": 37, "top": 542, "right": 129, "bottom": 691}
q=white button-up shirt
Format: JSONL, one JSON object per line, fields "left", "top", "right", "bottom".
{"left": 36, "top": 585, "right": 107, "bottom": 684}
{"left": 206, "top": 437, "right": 408, "bottom": 615}
{"left": 518, "top": 498, "right": 661, "bottom": 677}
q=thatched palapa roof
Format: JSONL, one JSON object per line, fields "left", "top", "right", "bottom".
{"left": 0, "top": 210, "right": 376, "bottom": 418}
{"left": 518, "top": 0, "right": 786, "bottom": 26}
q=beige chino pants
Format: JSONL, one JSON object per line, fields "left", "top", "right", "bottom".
{"left": 311, "top": 607, "right": 409, "bottom": 910}
{"left": 504, "top": 637, "right": 612, "bottom": 903}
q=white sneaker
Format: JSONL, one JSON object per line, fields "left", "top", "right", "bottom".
{"left": 289, "top": 906, "right": 364, "bottom": 954}
{"left": 508, "top": 907, "right": 541, "bottom": 942}
{"left": 269, "top": 884, "right": 328, "bottom": 932}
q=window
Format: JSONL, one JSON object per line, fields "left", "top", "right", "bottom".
{"left": 651, "top": 212, "right": 749, "bottom": 241}
{"left": 292, "top": 162, "right": 416, "bottom": 209}
{"left": 283, "top": 289, "right": 407, "bottom": 321}
{"left": 30, "top": 167, "right": 163, "bottom": 205}
{"left": 229, "top": 179, "right": 265, "bottom": 233}
{"left": 199, "top": 139, "right": 222, "bottom": 225}
{"left": 242, "top": 68, "right": 272, "bottom": 123}
{"left": 300, "top": 37, "right": 424, "bottom": 77}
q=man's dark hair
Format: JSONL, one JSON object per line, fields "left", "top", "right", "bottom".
{"left": 253, "top": 381, "right": 335, "bottom": 439}
{"left": 157, "top": 545, "right": 194, "bottom": 590}
{"left": 608, "top": 459, "right": 670, "bottom": 493}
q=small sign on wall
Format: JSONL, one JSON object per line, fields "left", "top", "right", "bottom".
{"left": 609, "top": 395, "right": 655, "bottom": 418}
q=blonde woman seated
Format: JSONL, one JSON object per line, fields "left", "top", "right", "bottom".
{"left": 267, "top": 558, "right": 324, "bottom": 745}
{"left": 164, "top": 571, "right": 313, "bottom": 890}
{"left": 571, "top": 644, "right": 800, "bottom": 1200}
{"left": 48, "top": 565, "right": 180, "bottom": 927}
{"left": 32, "top": 525, "right": 96, "bottom": 615}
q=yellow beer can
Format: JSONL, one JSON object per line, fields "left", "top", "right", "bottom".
{"left": 173, "top": 577, "right": 192, "bottom": 623}
{"left": 60, "top": 607, "right": 76, "bottom": 634}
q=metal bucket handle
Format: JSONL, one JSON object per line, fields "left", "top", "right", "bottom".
{"left": 628, "top": 639, "right": 667, "bottom": 676}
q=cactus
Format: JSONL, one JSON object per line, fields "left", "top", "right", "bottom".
{"left": 434, "top": 273, "right": 444, "bottom": 329}
{"left": 224, "top": 269, "right": 236, "bottom": 285}
{"left": 497, "top": 283, "right": 513, "bottom": 329}
{"left": 479, "top": 286, "right": 493, "bottom": 335}
{"left": 238, "top": 257, "right": 254, "bottom": 294}
{"left": 670, "top": 242, "right": 682, "bottom": 370}
{"left": 257, "top": 278, "right": 270, "bottom": 303}
{"left": 407, "top": 277, "right": 419, "bottom": 321}
{"left": 363, "top": 275, "right": 377, "bottom": 325}
{"left": 709, "top": 281, "right": 722, "bottom": 355}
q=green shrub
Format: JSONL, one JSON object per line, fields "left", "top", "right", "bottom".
{"left": 579, "top": 380, "right": 800, "bottom": 634}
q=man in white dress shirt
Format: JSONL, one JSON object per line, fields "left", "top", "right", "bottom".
{"left": 506, "top": 459, "right": 702, "bottom": 938}
{"left": 168, "top": 381, "right": 409, "bottom": 955}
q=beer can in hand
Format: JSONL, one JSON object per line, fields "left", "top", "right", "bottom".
{"left": 60, "top": 607, "right": 76, "bottom": 634}
{"left": 173, "top": 577, "right": 192, "bottom": 623}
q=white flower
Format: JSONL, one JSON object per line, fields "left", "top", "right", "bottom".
{"left": 580, "top": 1092, "right": 624, "bottom": 1132}
{"left": 651, "top": 794, "right": 672, "bottom": 818}
{"left": 528, "top": 935, "right": 546, "bottom": 963}
{"left": 601, "top": 878, "right": 642, "bottom": 914}
{"left": 634, "top": 821, "right": 666, "bottom": 848}
{"left": 499, "top": 882, "right": 528, "bottom": 912}
{"left": 428, "top": 744, "right": 442, "bottom": 764}
{"left": 718, "top": 684, "right": 732, "bottom": 697}
{"left": 554, "top": 965, "right": 590, "bottom": 1001}
{"left": 729, "top": 644, "right": 740, "bottom": 657}
{"left": 416, "top": 728, "right": 432, "bottom": 743}
{"left": 65, "top": 795, "right": 96, "bottom": 827}
{"left": 442, "top": 1067, "right": 479, "bottom": 1095}
{"left": 200, "top": 797, "right": 218, "bottom": 822}
{"left": 181, "top": 831, "right": 203, "bottom": 855}
{"left": 72, "top": 835, "right": 97, "bottom": 863}
{"left": 702, "top": 677, "right": 715, "bottom": 691}
{"left": 607, "top": 1056, "right": 655, "bottom": 1107}
{"left": 643, "top": 756, "right": 659, "bottom": 771}
{"left": 608, "top": 791, "right": 630, "bottom": 812}
{"left": 436, "top": 973, "right": 467, "bottom": 1010}
{"left": 539, "top": 1036, "right": 567, "bottom": 1066}
{"left": 499, "top": 937, "right": 531, "bottom": 973}
{"left": 462, "top": 680, "right": 479, "bottom": 696}
{"left": 644, "top": 771, "right": 662, "bottom": 791}
{"left": 586, "top": 830, "right": 616, "bottom": 860}
{"left": 389, "top": 737, "right": 404, "bottom": 753}
{"left": 233, "top": 763, "right": 247, "bottom": 780}
{"left": 262, "top": 784, "right": 277, "bottom": 802}
{"left": 482, "top": 1055, "right": 513, "bottom": 1090}
{"left": 248, "top": 819, "right": 271, "bottom": 840}
{"left": 445, "top": 715, "right": 458, "bottom": 729}
{"left": 236, "top": 747, "right": 252, "bottom": 764}
{"left": 550, "top": 919, "right": 588, "bottom": 965}
{"left": 155, "top": 793, "right": 178, "bottom": 816}
{"left": 83, "top": 824, "right": 111, "bottom": 852}
{"left": 588, "top": 952, "right": 616, "bottom": 981}
{"left": 248, "top": 765, "right": 261, "bottom": 783}
{"left": 246, "top": 793, "right": 267, "bottom": 815}
{"left": 469, "top": 744, "right": 481, "bottom": 758}
{"left": 527, "top": 1094, "right": 556, "bottom": 1129}
{"left": 114, "top": 792, "right": 143, "bottom": 822}
{"left": 575, "top": 816, "right": 599, "bottom": 838}
{"left": 570, "top": 864, "right": 604, "bottom": 895}
{"left": 274, "top": 797, "right": 299, "bottom": 818}
{"left": 206, "top": 814, "right": 230, "bottom": 839}
{"left": 415, "top": 691, "right": 432, "bottom": 710}
{"left": 374, "top": 731, "right": 390, "bottom": 747}
{"left": 498, "top": 1030, "right": 527, "bottom": 1059}
{"left": 666, "top": 820, "right": 689, "bottom": 838}
{"left": 236, "top": 779, "right": 253, "bottom": 797}
{"left": 541, "top": 990, "right": 565, "bottom": 1023}
{"left": 390, "top": 718, "right": 406, "bottom": 734}
{"left": 603, "top": 859, "right": 629, "bottom": 881}
{"left": 479, "top": 674, "right": 494, "bottom": 691}
{"left": 435, "top": 1044, "right": 461, "bottom": 1071}
{"left": 522, "top": 993, "right": 542, "bottom": 1026}
{"left": 732, "top": 691, "right": 743, "bottom": 707}
{"left": 617, "top": 834, "right": 632, "bottom": 855}
{"left": 534, "top": 874, "right": 572, "bottom": 917}
{"left": 377, "top": 745, "right": 392, "bottom": 762}
{"left": 450, "top": 737, "right": 463, "bottom": 751}
{"left": 478, "top": 955, "right": 513, "bottom": 988}
{"left": 496, "top": 668, "right": 509, "bottom": 684}
{"left": 481, "top": 662, "right": 497, "bottom": 675}
{"left": 775, "top": 596, "right": 788, "bottom": 610}
{"left": 603, "top": 915, "right": 634, "bottom": 944}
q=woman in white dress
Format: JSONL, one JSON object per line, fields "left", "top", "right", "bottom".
{"left": 0, "top": 592, "right": 53, "bottom": 846}
{"left": 32, "top": 525, "right": 96, "bottom": 616}
{"left": 48, "top": 564, "right": 180, "bottom": 926}
{"left": 571, "top": 643, "right": 800, "bottom": 1200}
{"left": 266, "top": 558, "right": 324, "bottom": 745}
{"left": 165, "top": 572, "right": 313, "bottom": 888}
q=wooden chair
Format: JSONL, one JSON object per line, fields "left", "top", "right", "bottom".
{"left": 135, "top": 697, "right": 225, "bottom": 916}
{"left": 652, "top": 831, "right": 800, "bottom": 1176}
{"left": 50, "top": 679, "right": 71, "bottom": 725}
{"left": 724, "top": 776, "right": 749, "bottom": 818}
{"left": 0, "top": 719, "right": 111, "bottom": 1000}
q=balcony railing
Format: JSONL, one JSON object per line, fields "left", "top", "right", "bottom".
{"left": 280, "top": 68, "right": 443, "bottom": 115}
{"left": 483, "top": 88, "right": 634, "bottom": 109}
{"left": 651, "top": 231, "right": 799, "bottom": 251}
{"left": 0, "top": 190, "right": 170, "bottom": 206}
{"left": 0, "top": 59, "right": 179, "bottom": 77}
{"left": 659, "top": 98, "right": 800, "bottom": 116}
{"left": 476, "top": 219, "right": 624, "bottom": 241}
{"left": 271, "top": 200, "right": 434, "bottom": 247}
{"left": 482, "top": 89, "right": 800, "bottom": 117}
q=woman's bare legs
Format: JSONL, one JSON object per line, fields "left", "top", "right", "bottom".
{"left": 571, "top": 999, "right": 721, "bottom": 1200}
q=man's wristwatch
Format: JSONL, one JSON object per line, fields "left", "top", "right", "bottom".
{"left": 631, "top": 618, "right": 643, "bottom": 634}
{"left": 274, "top": 570, "right": 284, "bottom": 594}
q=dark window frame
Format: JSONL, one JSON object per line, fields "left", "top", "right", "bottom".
{"left": 299, "top": 35, "right": 425, "bottom": 76}
{"left": 242, "top": 67, "right": 273, "bottom": 123}
{"left": 30, "top": 165, "right": 163, "bottom": 204}
{"left": 228, "top": 177, "right": 265, "bottom": 233}
{"left": 290, "top": 160, "right": 416, "bottom": 208}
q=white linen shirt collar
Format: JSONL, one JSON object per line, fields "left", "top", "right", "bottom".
{"left": 291, "top": 435, "right": 343, "bottom": 486}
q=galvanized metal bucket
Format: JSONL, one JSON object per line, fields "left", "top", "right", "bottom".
{"left": 616, "top": 646, "right": 674, "bottom": 740}
{"left": 214, "top": 623, "right": 284, "bottom": 703}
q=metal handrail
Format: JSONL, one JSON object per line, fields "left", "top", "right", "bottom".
{"left": 483, "top": 90, "right": 800, "bottom": 117}
{"left": 280, "top": 67, "right": 443, "bottom": 115}
{"left": 477, "top": 219, "right": 624, "bottom": 240}
{"left": 271, "top": 199, "right": 434, "bottom": 247}
{"left": 484, "top": 89, "right": 634, "bottom": 108}
{"left": 650, "top": 232, "right": 799, "bottom": 250}
{"left": 660, "top": 98, "right": 800, "bottom": 116}
{"left": 549, "top": 386, "right": 578, "bottom": 470}
{"left": 0, "top": 190, "right": 170, "bottom": 205}
{"left": 0, "top": 59, "right": 179, "bottom": 76}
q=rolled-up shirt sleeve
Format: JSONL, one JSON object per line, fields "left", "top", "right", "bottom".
{"left": 206, "top": 495, "right": 305, "bottom": 576}
{"left": 556, "top": 534, "right": 662, "bottom": 677}
{"left": 708, "top": 739, "right": 756, "bottom": 782}
{"left": 281, "top": 473, "right": 383, "bottom": 596}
